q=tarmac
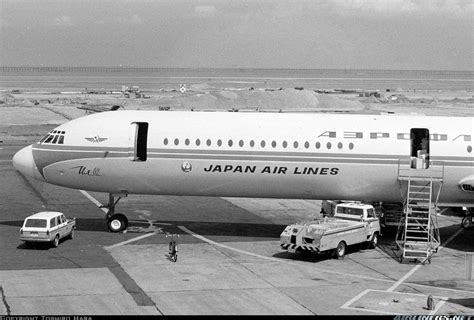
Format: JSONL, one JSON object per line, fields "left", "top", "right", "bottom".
{"left": 0, "top": 144, "right": 473, "bottom": 315}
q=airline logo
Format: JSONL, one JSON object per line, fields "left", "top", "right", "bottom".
{"left": 181, "top": 161, "right": 192, "bottom": 173}
{"left": 85, "top": 135, "right": 108, "bottom": 143}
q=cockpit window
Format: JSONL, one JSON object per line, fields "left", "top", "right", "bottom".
{"left": 44, "top": 135, "right": 55, "bottom": 144}
{"left": 39, "top": 131, "right": 66, "bottom": 144}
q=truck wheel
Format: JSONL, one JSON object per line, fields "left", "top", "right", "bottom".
{"left": 334, "top": 241, "right": 346, "bottom": 259}
{"left": 368, "top": 233, "right": 378, "bottom": 249}
{"left": 461, "top": 214, "right": 473, "bottom": 229}
{"left": 107, "top": 213, "right": 128, "bottom": 233}
{"left": 52, "top": 235, "right": 59, "bottom": 248}
{"left": 69, "top": 228, "right": 75, "bottom": 240}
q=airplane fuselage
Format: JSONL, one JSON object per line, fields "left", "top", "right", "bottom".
{"left": 13, "top": 111, "right": 474, "bottom": 207}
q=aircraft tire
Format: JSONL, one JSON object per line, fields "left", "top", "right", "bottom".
{"left": 334, "top": 241, "right": 346, "bottom": 259}
{"left": 107, "top": 213, "right": 128, "bottom": 233}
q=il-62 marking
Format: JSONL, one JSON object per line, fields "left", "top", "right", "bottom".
{"left": 71, "top": 166, "right": 102, "bottom": 176}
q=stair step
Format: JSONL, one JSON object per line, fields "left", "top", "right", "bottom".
{"left": 404, "top": 249, "right": 429, "bottom": 254}
{"left": 406, "top": 237, "right": 429, "bottom": 241}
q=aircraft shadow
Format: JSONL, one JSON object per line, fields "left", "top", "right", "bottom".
{"left": 2, "top": 218, "right": 472, "bottom": 257}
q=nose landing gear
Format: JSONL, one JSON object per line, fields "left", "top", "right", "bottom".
{"left": 101, "top": 193, "right": 128, "bottom": 233}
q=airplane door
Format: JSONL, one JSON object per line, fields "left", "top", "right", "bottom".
{"left": 129, "top": 122, "right": 148, "bottom": 161}
{"left": 410, "top": 128, "right": 430, "bottom": 169}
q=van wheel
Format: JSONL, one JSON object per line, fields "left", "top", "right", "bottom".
{"left": 334, "top": 241, "right": 346, "bottom": 259}
{"left": 368, "top": 233, "right": 378, "bottom": 249}
{"left": 52, "top": 235, "right": 59, "bottom": 248}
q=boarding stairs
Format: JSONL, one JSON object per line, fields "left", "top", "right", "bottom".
{"left": 396, "top": 160, "right": 444, "bottom": 264}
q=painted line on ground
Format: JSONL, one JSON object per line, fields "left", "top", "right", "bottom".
{"left": 340, "top": 289, "right": 370, "bottom": 310}
{"left": 177, "top": 225, "right": 394, "bottom": 284}
{"left": 341, "top": 289, "right": 448, "bottom": 315}
{"left": 104, "top": 232, "right": 158, "bottom": 250}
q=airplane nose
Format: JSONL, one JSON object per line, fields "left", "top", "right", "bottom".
{"left": 12, "top": 145, "right": 43, "bottom": 180}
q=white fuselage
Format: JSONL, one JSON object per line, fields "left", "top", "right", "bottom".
{"left": 12, "top": 111, "right": 474, "bottom": 206}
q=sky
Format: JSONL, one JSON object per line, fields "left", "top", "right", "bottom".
{"left": 0, "top": 0, "right": 472, "bottom": 70}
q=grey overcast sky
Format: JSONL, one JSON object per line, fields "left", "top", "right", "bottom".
{"left": 0, "top": 0, "right": 472, "bottom": 70}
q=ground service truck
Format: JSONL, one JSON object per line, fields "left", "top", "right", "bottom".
{"left": 280, "top": 202, "right": 381, "bottom": 258}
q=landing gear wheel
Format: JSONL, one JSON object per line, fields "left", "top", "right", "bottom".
{"left": 334, "top": 241, "right": 346, "bottom": 259}
{"left": 367, "top": 233, "right": 378, "bottom": 249}
{"left": 52, "top": 235, "right": 59, "bottom": 248}
{"left": 107, "top": 213, "right": 128, "bottom": 233}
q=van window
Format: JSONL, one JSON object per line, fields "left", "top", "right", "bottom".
{"left": 50, "top": 218, "right": 56, "bottom": 227}
{"left": 25, "top": 219, "right": 47, "bottom": 228}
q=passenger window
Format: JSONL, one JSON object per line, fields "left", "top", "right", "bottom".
{"left": 206, "top": 139, "right": 211, "bottom": 146}
{"left": 316, "top": 142, "right": 321, "bottom": 149}
{"left": 239, "top": 140, "right": 244, "bottom": 147}
{"left": 271, "top": 141, "right": 277, "bottom": 148}
{"left": 50, "top": 218, "right": 56, "bottom": 228}
{"left": 56, "top": 217, "right": 61, "bottom": 225}
{"left": 250, "top": 140, "right": 255, "bottom": 147}
{"left": 185, "top": 139, "right": 190, "bottom": 146}
{"left": 282, "top": 141, "right": 288, "bottom": 148}
{"left": 228, "top": 140, "right": 233, "bottom": 147}
{"left": 174, "top": 138, "right": 179, "bottom": 146}
{"left": 293, "top": 141, "right": 298, "bottom": 149}
{"left": 304, "top": 141, "right": 309, "bottom": 149}
{"left": 217, "top": 139, "right": 222, "bottom": 146}
{"left": 349, "top": 143, "right": 354, "bottom": 150}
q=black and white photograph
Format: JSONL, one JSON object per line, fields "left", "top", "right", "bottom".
{"left": 0, "top": 0, "right": 473, "bottom": 316}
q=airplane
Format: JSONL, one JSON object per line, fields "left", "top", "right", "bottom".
{"left": 12, "top": 110, "right": 474, "bottom": 232}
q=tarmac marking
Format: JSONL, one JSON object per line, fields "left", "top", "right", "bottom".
{"left": 341, "top": 289, "right": 448, "bottom": 315}
{"left": 105, "top": 232, "right": 158, "bottom": 250}
{"left": 178, "top": 225, "right": 394, "bottom": 284}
